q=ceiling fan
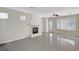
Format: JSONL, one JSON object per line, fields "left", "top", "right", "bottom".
{"left": 50, "top": 8, "right": 59, "bottom": 16}
{"left": 52, "top": 13, "right": 59, "bottom": 16}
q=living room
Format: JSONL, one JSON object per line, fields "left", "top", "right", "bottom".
{"left": 0, "top": 7, "right": 79, "bottom": 51}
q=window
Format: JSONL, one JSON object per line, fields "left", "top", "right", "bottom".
{"left": 20, "top": 15, "right": 30, "bottom": 24}
{"left": 57, "top": 17, "right": 76, "bottom": 31}
{"left": 20, "top": 15, "right": 26, "bottom": 21}
{"left": 0, "top": 12, "right": 8, "bottom": 19}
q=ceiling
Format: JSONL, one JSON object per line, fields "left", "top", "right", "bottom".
{"left": 6, "top": 7, "right": 79, "bottom": 17}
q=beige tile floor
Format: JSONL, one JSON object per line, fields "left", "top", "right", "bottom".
{"left": 0, "top": 33, "right": 79, "bottom": 51}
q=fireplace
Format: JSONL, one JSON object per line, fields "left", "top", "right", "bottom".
{"left": 33, "top": 27, "right": 38, "bottom": 34}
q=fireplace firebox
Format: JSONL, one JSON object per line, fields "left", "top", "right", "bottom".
{"left": 33, "top": 27, "right": 38, "bottom": 34}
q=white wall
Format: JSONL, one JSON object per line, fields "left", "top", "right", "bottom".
{"left": 46, "top": 18, "right": 49, "bottom": 32}
{"left": 6, "top": 7, "right": 43, "bottom": 37}
{"left": 42, "top": 17, "right": 48, "bottom": 33}
{"left": 0, "top": 8, "right": 31, "bottom": 44}
{"left": 31, "top": 14, "right": 42, "bottom": 37}
{"left": 0, "top": 7, "right": 43, "bottom": 44}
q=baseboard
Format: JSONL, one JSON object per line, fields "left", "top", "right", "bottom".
{"left": 0, "top": 37, "right": 31, "bottom": 44}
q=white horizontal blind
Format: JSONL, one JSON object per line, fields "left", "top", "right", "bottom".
{"left": 57, "top": 17, "right": 76, "bottom": 31}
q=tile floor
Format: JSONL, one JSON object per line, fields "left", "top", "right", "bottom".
{"left": 0, "top": 33, "right": 79, "bottom": 51}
